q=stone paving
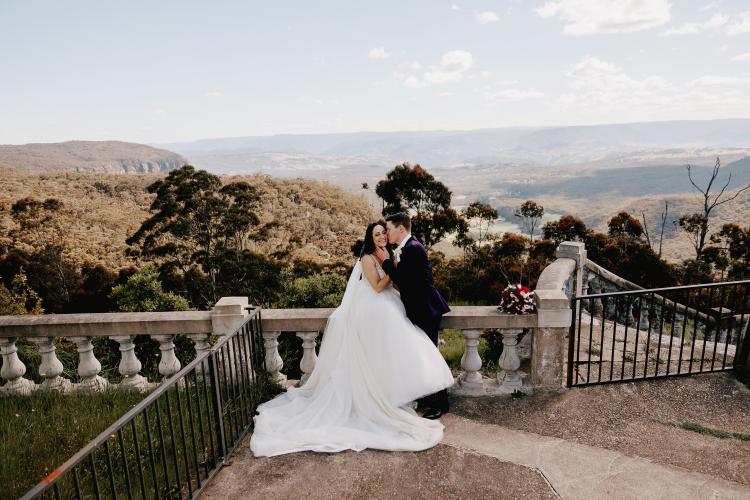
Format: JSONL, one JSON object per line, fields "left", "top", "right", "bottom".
{"left": 441, "top": 413, "right": 750, "bottom": 500}
{"left": 200, "top": 408, "right": 750, "bottom": 499}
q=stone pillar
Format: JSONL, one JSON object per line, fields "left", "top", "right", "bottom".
{"left": 68, "top": 336, "right": 108, "bottom": 391}
{"left": 211, "top": 297, "right": 249, "bottom": 336}
{"left": 555, "top": 242, "right": 587, "bottom": 297}
{"left": 497, "top": 329, "right": 523, "bottom": 388}
{"left": 0, "top": 337, "right": 35, "bottom": 395}
{"left": 262, "top": 331, "right": 286, "bottom": 384}
{"left": 153, "top": 335, "right": 181, "bottom": 378}
{"left": 30, "top": 336, "right": 72, "bottom": 392}
{"left": 297, "top": 331, "right": 319, "bottom": 386}
{"left": 532, "top": 243, "right": 579, "bottom": 388}
{"left": 458, "top": 329, "right": 484, "bottom": 394}
{"left": 112, "top": 336, "right": 148, "bottom": 391}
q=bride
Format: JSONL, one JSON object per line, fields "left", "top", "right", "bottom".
{"left": 250, "top": 221, "right": 455, "bottom": 457}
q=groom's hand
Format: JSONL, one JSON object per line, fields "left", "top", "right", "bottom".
{"left": 375, "top": 246, "right": 390, "bottom": 263}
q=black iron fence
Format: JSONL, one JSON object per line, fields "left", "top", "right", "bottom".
{"left": 568, "top": 280, "right": 750, "bottom": 387}
{"left": 22, "top": 307, "right": 267, "bottom": 499}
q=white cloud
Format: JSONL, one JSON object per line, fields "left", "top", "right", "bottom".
{"left": 399, "top": 60, "right": 422, "bottom": 70}
{"left": 205, "top": 91, "right": 223, "bottom": 97}
{"left": 731, "top": 53, "right": 750, "bottom": 61}
{"left": 534, "top": 0, "right": 671, "bottom": 36}
{"left": 690, "top": 75, "right": 750, "bottom": 86}
{"left": 484, "top": 87, "right": 544, "bottom": 104}
{"left": 726, "top": 12, "right": 750, "bottom": 35}
{"left": 398, "top": 50, "right": 474, "bottom": 88}
{"left": 701, "top": 2, "right": 718, "bottom": 12}
{"left": 451, "top": 3, "right": 460, "bottom": 11}
{"left": 476, "top": 11, "right": 499, "bottom": 24}
{"left": 662, "top": 13, "right": 728, "bottom": 35}
{"left": 368, "top": 47, "right": 390, "bottom": 60}
{"left": 559, "top": 56, "right": 750, "bottom": 118}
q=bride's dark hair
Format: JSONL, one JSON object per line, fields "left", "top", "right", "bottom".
{"left": 359, "top": 220, "right": 388, "bottom": 259}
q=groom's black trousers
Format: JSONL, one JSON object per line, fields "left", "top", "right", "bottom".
{"left": 413, "top": 314, "right": 450, "bottom": 412}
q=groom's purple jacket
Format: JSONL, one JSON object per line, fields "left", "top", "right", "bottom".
{"left": 381, "top": 236, "right": 450, "bottom": 326}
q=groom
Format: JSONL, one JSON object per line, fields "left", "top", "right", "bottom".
{"left": 376, "top": 212, "right": 451, "bottom": 419}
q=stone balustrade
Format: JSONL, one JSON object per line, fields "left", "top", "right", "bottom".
{"left": 0, "top": 297, "right": 251, "bottom": 396}
{"left": 0, "top": 242, "right": 585, "bottom": 397}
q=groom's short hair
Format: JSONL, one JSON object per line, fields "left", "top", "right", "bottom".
{"left": 386, "top": 212, "right": 411, "bottom": 231}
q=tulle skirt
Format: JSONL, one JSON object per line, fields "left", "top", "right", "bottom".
{"left": 249, "top": 282, "right": 455, "bottom": 457}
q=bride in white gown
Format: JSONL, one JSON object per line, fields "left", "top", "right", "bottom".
{"left": 250, "top": 221, "right": 455, "bottom": 457}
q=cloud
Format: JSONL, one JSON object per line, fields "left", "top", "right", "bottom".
{"left": 690, "top": 75, "right": 750, "bottom": 86}
{"left": 558, "top": 56, "right": 750, "bottom": 117}
{"left": 534, "top": 0, "right": 671, "bottom": 36}
{"left": 484, "top": 87, "right": 544, "bottom": 104}
{"left": 476, "top": 11, "right": 499, "bottom": 24}
{"left": 205, "top": 91, "right": 223, "bottom": 97}
{"left": 451, "top": 3, "right": 460, "bottom": 11}
{"left": 731, "top": 53, "right": 750, "bottom": 61}
{"left": 726, "top": 12, "right": 750, "bottom": 35}
{"left": 368, "top": 47, "right": 390, "bottom": 60}
{"left": 701, "top": 2, "right": 718, "bottom": 11}
{"left": 398, "top": 50, "right": 474, "bottom": 88}
{"left": 662, "top": 13, "right": 728, "bottom": 35}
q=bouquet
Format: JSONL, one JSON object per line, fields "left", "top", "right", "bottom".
{"left": 497, "top": 283, "right": 535, "bottom": 314}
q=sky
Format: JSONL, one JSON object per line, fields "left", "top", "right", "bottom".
{"left": 1, "top": 0, "right": 750, "bottom": 145}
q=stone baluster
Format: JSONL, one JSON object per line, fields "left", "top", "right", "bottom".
{"left": 262, "top": 331, "right": 286, "bottom": 384}
{"left": 112, "top": 336, "right": 148, "bottom": 391}
{"left": 0, "top": 337, "right": 35, "bottom": 395}
{"left": 153, "top": 335, "right": 181, "bottom": 378}
{"left": 30, "top": 336, "right": 72, "bottom": 392}
{"left": 189, "top": 333, "right": 210, "bottom": 375}
{"left": 67, "top": 336, "right": 108, "bottom": 391}
{"left": 297, "top": 331, "right": 318, "bottom": 386}
{"left": 458, "top": 329, "right": 484, "bottom": 394}
{"left": 497, "top": 329, "right": 523, "bottom": 388}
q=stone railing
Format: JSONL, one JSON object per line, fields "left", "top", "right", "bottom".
{"left": 262, "top": 241, "right": 584, "bottom": 395}
{"left": 0, "top": 297, "right": 250, "bottom": 396}
{"left": 1, "top": 242, "right": 586, "bottom": 396}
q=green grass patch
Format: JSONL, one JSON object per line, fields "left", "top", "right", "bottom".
{"left": 0, "top": 389, "right": 147, "bottom": 498}
{"left": 1, "top": 372, "right": 281, "bottom": 499}
{"left": 653, "top": 418, "right": 750, "bottom": 442}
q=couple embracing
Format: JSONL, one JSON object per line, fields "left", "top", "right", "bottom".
{"left": 250, "top": 212, "right": 454, "bottom": 457}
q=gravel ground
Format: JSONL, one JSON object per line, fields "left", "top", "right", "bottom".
{"left": 452, "top": 372, "right": 750, "bottom": 486}
{"left": 201, "top": 442, "right": 557, "bottom": 499}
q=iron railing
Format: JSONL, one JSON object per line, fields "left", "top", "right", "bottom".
{"left": 568, "top": 280, "right": 750, "bottom": 387}
{"left": 22, "top": 307, "right": 266, "bottom": 499}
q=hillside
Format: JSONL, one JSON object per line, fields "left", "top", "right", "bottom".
{"left": 161, "top": 119, "right": 750, "bottom": 170}
{"left": 0, "top": 141, "right": 187, "bottom": 174}
{"left": 0, "top": 169, "right": 376, "bottom": 272}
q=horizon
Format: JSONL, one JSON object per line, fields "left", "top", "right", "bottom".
{"left": 2, "top": 1, "right": 750, "bottom": 144}
{"left": 2, "top": 116, "right": 750, "bottom": 147}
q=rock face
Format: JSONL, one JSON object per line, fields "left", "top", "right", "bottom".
{"left": 0, "top": 140, "right": 188, "bottom": 174}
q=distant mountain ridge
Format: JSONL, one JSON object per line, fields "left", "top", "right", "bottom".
{"left": 160, "top": 119, "right": 750, "bottom": 171}
{"left": 0, "top": 141, "right": 187, "bottom": 174}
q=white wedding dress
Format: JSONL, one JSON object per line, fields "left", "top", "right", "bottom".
{"left": 250, "top": 258, "right": 455, "bottom": 457}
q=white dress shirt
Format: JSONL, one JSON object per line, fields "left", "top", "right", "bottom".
{"left": 393, "top": 234, "right": 411, "bottom": 264}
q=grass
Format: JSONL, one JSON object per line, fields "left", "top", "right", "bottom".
{"left": 0, "top": 388, "right": 147, "bottom": 498}
{"left": 653, "top": 418, "right": 750, "bottom": 442}
{"left": 0, "top": 372, "right": 281, "bottom": 499}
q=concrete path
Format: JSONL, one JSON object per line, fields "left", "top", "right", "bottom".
{"left": 441, "top": 413, "right": 750, "bottom": 500}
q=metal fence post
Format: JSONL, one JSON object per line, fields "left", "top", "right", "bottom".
{"left": 208, "top": 351, "right": 228, "bottom": 465}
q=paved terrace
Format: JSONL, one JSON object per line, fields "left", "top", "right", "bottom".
{"left": 202, "top": 373, "right": 750, "bottom": 500}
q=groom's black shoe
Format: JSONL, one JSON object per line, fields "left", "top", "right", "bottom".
{"left": 422, "top": 407, "right": 444, "bottom": 420}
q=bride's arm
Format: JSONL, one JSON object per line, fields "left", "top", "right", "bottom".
{"left": 362, "top": 255, "right": 392, "bottom": 293}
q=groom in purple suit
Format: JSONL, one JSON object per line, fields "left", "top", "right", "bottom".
{"left": 376, "top": 212, "right": 451, "bottom": 419}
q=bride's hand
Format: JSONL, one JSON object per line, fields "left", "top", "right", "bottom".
{"left": 374, "top": 246, "right": 389, "bottom": 263}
